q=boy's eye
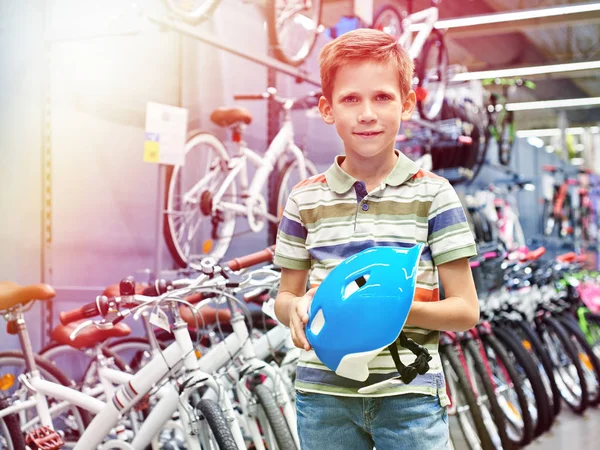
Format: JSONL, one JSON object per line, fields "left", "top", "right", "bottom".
{"left": 376, "top": 94, "right": 391, "bottom": 101}
{"left": 342, "top": 96, "right": 358, "bottom": 103}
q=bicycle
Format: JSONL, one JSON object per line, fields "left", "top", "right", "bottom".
{"left": 164, "top": 0, "right": 323, "bottom": 67}
{"left": 373, "top": 0, "right": 448, "bottom": 121}
{"left": 481, "top": 77, "right": 536, "bottom": 166}
{"left": 163, "top": 88, "right": 319, "bottom": 268}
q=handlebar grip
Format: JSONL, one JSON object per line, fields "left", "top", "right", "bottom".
{"left": 233, "top": 94, "right": 268, "bottom": 101}
{"left": 226, "top": 246, "right": 276, "bottom": 271}
{"left": 60, "top": 301, "right": 101, "bottom": 325}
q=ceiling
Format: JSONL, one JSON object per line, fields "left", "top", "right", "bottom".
{"left": 430, "top": 0, "right": 600, "bottom": 130}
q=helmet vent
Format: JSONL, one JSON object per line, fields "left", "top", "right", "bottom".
{"left": 310, "top": 308, "right": 325, "bottom": 335}
{"left": 344, "top": 273, "right": 370, "bottom": 299}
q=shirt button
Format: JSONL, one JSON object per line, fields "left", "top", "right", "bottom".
{"left": 362, "top": 203, "right": 369, "bottom": 211}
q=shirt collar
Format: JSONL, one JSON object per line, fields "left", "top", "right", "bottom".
{"left": 324, "top": 150, "right": 420, "bottom": 194}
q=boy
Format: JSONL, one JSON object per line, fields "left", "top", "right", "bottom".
{"left": 274, "top": 28, "right": 479, "bottom": 449}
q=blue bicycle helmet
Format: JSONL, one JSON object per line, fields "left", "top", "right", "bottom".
{"left": 306, "top": 244, "right": 430, "bottom": 383}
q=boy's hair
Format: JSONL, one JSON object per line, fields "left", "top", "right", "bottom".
{"left": 319, "top": 28, "right": 414, "bottom": 101}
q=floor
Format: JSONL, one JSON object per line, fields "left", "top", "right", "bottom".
{"left": 528, "top": 406, "right": 600, "bottom": 449}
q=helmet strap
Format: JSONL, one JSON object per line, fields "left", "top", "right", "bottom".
{"left": 387, "top": 332, "right": 433, "bottom": 384}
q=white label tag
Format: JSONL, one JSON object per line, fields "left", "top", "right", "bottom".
{"left": 261, "top": 298, "right": 279, "bottom": 322}
{"left": 149, "top": 308, "right": 171, "bottom": 332}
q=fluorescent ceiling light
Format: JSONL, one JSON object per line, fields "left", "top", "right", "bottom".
{"left": 452, "top": 60, "right": 600, "bottom": 82}
{"left": 411, "top": 1, "right": 600, "bottom": 30}
{"left": 506, "top": 97, "right": 600, "bottom": 111}
{"left": 516, "top": 127, "right": 592, "bottom": 138}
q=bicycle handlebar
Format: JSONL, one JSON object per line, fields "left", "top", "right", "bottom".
{"left": 233, "top": 93, "right": 269, "bottom": 101}
{"left": 226, "top": 245, "right": 275, "bottom": 271}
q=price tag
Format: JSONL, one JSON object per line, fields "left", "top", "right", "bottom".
{"left": 144, "top": 102, "right": 188, "bottom": 166}
{"left": 150, "top": 308, "right": 171, "bottom": 332}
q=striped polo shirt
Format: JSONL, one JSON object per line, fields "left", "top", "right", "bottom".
{"left": 274, "top": 151, "right": 477, "bottom": 402}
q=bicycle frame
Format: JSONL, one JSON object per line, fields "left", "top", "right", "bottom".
{"left": 182, "top": 113, "right": 307, "bottom": 232}
{"left": 401, "top": 4, "right": 439, "bottom": 60}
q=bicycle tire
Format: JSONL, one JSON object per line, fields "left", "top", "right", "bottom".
{"left": 0, "top": 397, "right": 26, "bottom": 450}
{"left": 254, "top": 383, "right": 298, "bottom": 450}
{"left": 462, "top": 339, "right": 512, "bottom": 450}
{"left": 512, "top": 320, "right": 561, "bottom": 418}
{"left": 416, "top": 29, "right": 448, "bottom": 121}
{"left": 164, "top": 130, "right": 236, "bottom": 267}
{"left": 493, "top": 326, "right": 551, "bottom": 437}
{"left": 440, "top": 344, "right": 495, "bottom": 450}
{"left": 0, "top": 351, "right": 91, "bottom": 445}
{"left": 557, "top": 315, "right": 600, "bottom": 406}
{"left": 480, "top": 333, "right": 533, "bottom": 447}
{"left": 498, "top": 111, "right": 514, "bottom": 166}
{"left": 266, "top": 0, "right": 322, "bottom": 67}
{"left": 196, "top": 399, "right": 239, "bottom": 450}
{"left": 372, "top": 4, "right": 404, "bottom": 39}
{"left": 267, "top": 156, "right": 319, "bottom": 245}
{"left": 164, "top": 0, "right": 221, "bottom": 24}
{"left": 538, "top": 315, "right": 589, "bottom": 414}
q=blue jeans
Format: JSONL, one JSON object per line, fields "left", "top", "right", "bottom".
{"left": 296, "top": 391, "right": 449, "bottom": 450}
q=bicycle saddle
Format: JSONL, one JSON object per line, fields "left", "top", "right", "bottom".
{"left": 51, "top": 322, "right": 132, "bottom": 350}
{"left": 0, "top": 281, "right": 56, "bottom": 311}
{"left": 210, "top": 107, "right": 253, "bottom": 127}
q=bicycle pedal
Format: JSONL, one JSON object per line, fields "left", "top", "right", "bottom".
{"left": 25, "top": 426, "right": 64, "bottom": 450}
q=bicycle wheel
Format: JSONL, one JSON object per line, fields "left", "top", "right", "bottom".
{"left": 196, "top": 399, "right": 239, "bottom": 450}
{"left": 537, "top": 316, "right": 589, "bottom": 414}
{"left": 416, "top": 29, "right": 448, "bottom": 121}
{"left": 557, "top": 315, "right": 600, "bottom": 406}
{"left": 0, "top": 351, "right": 91, "bottom": 446}
{"left": 480, "top": 333, "right": 533, "bottom": 447}
{"left": 254, "top": 383, "right": 297, "bottom": 450}
{"left": 462, "top": 339, "right": 511, "bottom": 450}
{"left": 440, "top": 344, "right": 495, "bottom": 450}
{"left": 266, "top": 0, "right": 322, "bottom": 67}
{"left": 493, "top": 326, "right": 551, "bottom": 437}
{"left": 372, "top": 4, "right": 404, "bottom": 39}
{"left": 267, "top": 156, "right": 319, "bottom": 245}
{"left": 164, "top": 131, "right": 237, "bottom": 267}
{"left": 0, "top": 396, "right": 26, "bottom": 450}
{"left": 164, "top": 0, "right": 221, "bottom": 24}
{"left": 107, "top": 337, "right": 163, "bottom": 373}
{"left": 512, "top": 320, "right": 561, "bottom": 418}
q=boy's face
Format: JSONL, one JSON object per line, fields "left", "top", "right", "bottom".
{"left": 318, "top": 60, "right": 415, "bottom": 161}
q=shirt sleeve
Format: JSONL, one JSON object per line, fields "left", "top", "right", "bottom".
{"left": 427, "top": 181, "right": 477, "bottom": 266}
{"left": 273, "top": 193, "right": 311, "bottom": 270}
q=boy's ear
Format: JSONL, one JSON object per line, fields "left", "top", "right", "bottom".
{"left": 401, "top": 90, "right": 417, "bottom": 121}
{"left": 318, "top": 96, "right": 335, "bottom": 124}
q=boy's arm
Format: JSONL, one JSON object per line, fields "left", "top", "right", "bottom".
{"left": 405, "top": 257, "right": 479, "bottom": 332}
{"left": 274, "top": 268, "right": 316, "bottom": 350}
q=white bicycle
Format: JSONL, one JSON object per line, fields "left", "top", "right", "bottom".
{"left": 164, "top": 0, "right": 323, "bottom": 66}
{"left": 164, "top": 88, "right": 319, "bottom": 268}
{"left": 373, "top": 0, "right": 448, "bottom": 121}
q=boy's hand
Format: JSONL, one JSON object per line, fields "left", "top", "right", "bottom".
{"left": 289, "top": 287, "right": 317, "bottom": 351}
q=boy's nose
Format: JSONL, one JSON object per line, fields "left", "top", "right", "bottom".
{"left": 358, "top": 106, "right": 377, "bottom": 123}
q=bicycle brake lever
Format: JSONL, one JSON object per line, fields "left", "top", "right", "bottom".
{"left": 69, "top": 320, "right": 93, "bottom": 341}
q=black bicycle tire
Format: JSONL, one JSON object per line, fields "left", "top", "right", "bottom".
{"left": 539, "top": 316, "right": 589, "bottom": 414}
{"left": 266, "top": 0, "right": 322, "bottom": 67}
{"left": 557, "top": 315, "right": 600, "bottom": 406}
{"left": 493, "top": 326, "right": 551, "bottom": 437}
{"left": 416, "top": 29, "right": 448, "bottom": 121}
{"left": 163, "top": 130, "right": 234, "bottom": 267}
{"left": 463, "top": 339, "right": 513, "bottom": 450}
{"left": 267, "top": 157, "right": 319, "bottom": 246}
{"left": 254, "top": 383, "right": 298, "bottom": 450}
{"left": 0, "top": 351, "right": 92, "bottom": 437}
{"left": 196, "top": 399, "right": 239, "bottom": 450}
{"left": 480, "top": 333, "right": 534, "bottom": 447}
{"left": 512, "top": 320, "right": 561, "bottom": 418}
{"left": 0, "top": 397, "right": 26, "bottom": 450}
{"left": 440, "top": 344, "right": 495, "bottom": 450}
